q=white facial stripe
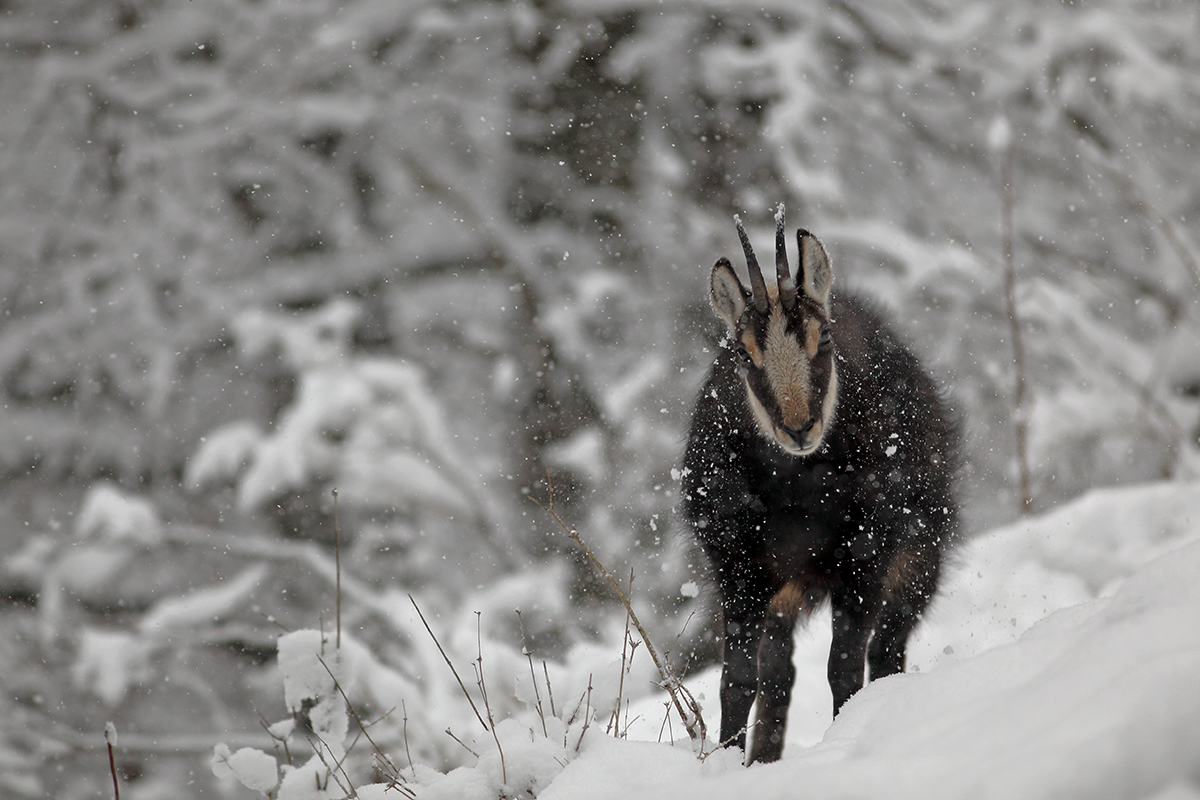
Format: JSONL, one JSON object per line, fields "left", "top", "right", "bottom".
{"left": 745, "top": 378, "right": 776, "bottom": 441}
{"left": 821, "top": 360, "right": 839, "bottom": 440}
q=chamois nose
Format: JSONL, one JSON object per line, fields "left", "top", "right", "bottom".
{"left": 783, "top": 420, "right": 816, "bottom": 441}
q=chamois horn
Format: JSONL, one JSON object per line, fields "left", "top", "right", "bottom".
{"left": 735, "top": 215, "right": 769, "bottom": 315}
{"left": 775, "top": 203, "right": 797, "bottom": 309}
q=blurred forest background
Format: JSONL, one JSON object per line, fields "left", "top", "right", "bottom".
{"left": 1, "top": 0, "right": 1198, "bottom": 796}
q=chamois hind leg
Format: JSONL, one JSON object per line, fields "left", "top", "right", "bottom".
{"left": 747, "top": 591, "right": 804, "bottom": 764}
{"left": 869, "top": 545, "right": 942, "bottom": 680}
{"left": 715, "top": 563, "right": 773, "bottom": 755}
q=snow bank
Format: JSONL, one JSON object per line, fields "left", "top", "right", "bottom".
{"left": 547, "top": 481, "right": 1200, "bottom": 800}
{"left": 246, "top": 481, "right": 1200, "bottom": 800}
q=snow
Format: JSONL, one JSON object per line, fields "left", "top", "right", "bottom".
{"left": 277, "top": 629, "right": 341, "bottom": 714}
{"left": 211, "top": 745, "right": 279, "bottom": 794}
{"left": 184, "top": 420, "right": 264, "bottom": 490}
{"left": 138, "top": 564, "right": 268, "bottom": 637}
{"left": 354, "top": 481, "right": 1200, "bottom": 800}
{"left": 72, "top": 628, "right": 150, "bottom": 706}
{"left": 75, "top": 482, "right": 161, "bottom": 545}
{"left": 510, "top": 481, "right": 1200, "bottom": 800}
{"left": 602, "top": 535, "right": 1200, "bottom": 800}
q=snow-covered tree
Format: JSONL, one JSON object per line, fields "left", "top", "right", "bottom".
{"left": 1, "top": 0, "right": 1198, "bottom": 795}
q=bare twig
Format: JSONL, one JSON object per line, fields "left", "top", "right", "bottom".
{"left": 401, "top": 701, "right": 416, "bottom": 783}
{"left": 104, "top": 723, "right": 120, "bottom": 800}
{"left": 516, "top": 610, "right": 549, "bottom": 737}
{"left": 258, "top": 711, "right": 293, "bottom": 766}
{"left": 531, "top": 477, "right": 707, "bottom": 746}
{"left": 574, "top": 678, "right": 593, "bottom": 753}
{"left": 315, "top": 655, "right": 398, "bottom": 781}
{"left": 444, "top": 728, "right": 479, "bottom": 758}
{"left": 305, "top": 728, "right": 355, "bottom": 799}
{"left": 333, "top": 488, "right": 341, "bottom": 650}
{"left": 622, "top": 639, "right": 639, "bottom": 738}
{"left": 408, "top": 594, "right": 488, "bottom": 731}
{"left": 543, "top": 661, "right": 557, "bottom": 719}
{"left": 608, "top": 571, "right": 636, "bottom": 737}
{"left": 474, "top": 612, "right": 507, "bottom": 787}
{"left": 994, "top": 118, "right": 1033, "bottom": 514}
{"left": 664, "top": 610, "right": 697, "bottom": 661}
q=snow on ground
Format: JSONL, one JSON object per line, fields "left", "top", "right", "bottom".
{"left": 536, "top": 481, "right": 1200, "bottom": 800}
{"left": 251, "top": 480, "right": 1200, "bottom": 799}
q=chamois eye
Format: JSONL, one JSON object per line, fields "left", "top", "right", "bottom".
{"left": 818, "top": 329, "right": 832, "bottom": 349}
{"left": 736, "top": 347, "right": 753, "bottom": 365}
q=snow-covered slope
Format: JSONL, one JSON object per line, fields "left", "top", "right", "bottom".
{"left": 242, "top": 481, "right": 1200, "bottom": 799}
{"left": 541, "top": 481, "right": 1200, "bottom": 800}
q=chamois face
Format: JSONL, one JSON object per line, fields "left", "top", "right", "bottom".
{"left": 710, "top": 212, "right": 837, "bottom": 456}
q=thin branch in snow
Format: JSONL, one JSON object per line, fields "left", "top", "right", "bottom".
{"left": 444, "top": 728, "right": 479, "bottom": 759}
{"left": 304, "top": 727, "right": 355, "bottom": 799}
{"left": 473, "top": 611, "right": 507, "bottom": 788}
{"left": 402, "top": 701, "right": 417, "bottom": 784}
{"left": 531, "top": 475, "right": 708, "bottom": 748}
{"left": 258, "top": 711, "right": 293, "bottom": 766}
{"left": 408, "top": 594, "right": 489, "bottom": 732}
{"left": 993, "top": 115, "right": 1034, "bottom": 514}
{"left": 105, "top": 722, "right": 120, "bottom": 800}
{"left": 516, "top": 609, "right": 549, "bottom": 738}
{"left": 574, "top": 677, "right": 593, "bottom": 753}
{"left": 333, "top": 487, "right": 342, "bottom": 651}
{"left": 315, "top": 654, "right": 400, "bottom": 786}
{"left": 543, "top": 661, "right": 558, "bottom": 719}
{"left": 608, "top": 570, "right": 636, "bottom": 738}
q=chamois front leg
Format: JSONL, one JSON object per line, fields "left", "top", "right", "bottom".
{"left": 828, "top": 586, "right": 875, "bottom": 715}
{"left": 715, "top": 561, "right": 772, "bottom": 755}
{"left": 747, "top": 605, "right": 799, "bottom": 764}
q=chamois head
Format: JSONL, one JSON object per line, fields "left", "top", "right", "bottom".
{"left": 710, "top": 205, "right": 837, "bottom": 456}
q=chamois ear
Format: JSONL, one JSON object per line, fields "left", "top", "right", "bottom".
{"left": 710, "top": 257, "right": 748, "bottom": 333}
{"left": 796, "top": 230, "right": 832, "bottom": 311}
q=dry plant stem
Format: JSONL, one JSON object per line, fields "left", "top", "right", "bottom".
{"left": 445, "top": 728, "right": 480, "bottom": 758}
{"left": 333, "top": 488, "right": 341, "bottom": 651}
{"left": 516, "top": 610, "right": 549, "bottom": 737}
{"left": 1000, "top": 140, "right": 1034, "bottom": 514}
{"left": 316, "top": 655, "right": 396, "bottom": 777}
{"left": 105, "top": 725, "right": 120, "bottom": 800}
{"left": 543, "top": 661, "right": 557, "bottom": 718}
{"left": 574, "top": 678, "right": 593, "bottom": 753}
{"left": 608, "top": 572, "right": 635, "bottom": 737}
{"left": 532, "top": 482, "right": 707, "bottom": 745}
{"left": 622, "top": 640, "right": 639, "bottom": 737}
{"left": 306, "top": 729, "right": 355, "bottom": 798}
{"left": 620, "top": 707, "right": 641, "bottom": 739}
{"left": 402, "top": 701, "right": 417, "bottom": 783}
{"left": 475, "top": 611, "right": 508, "bottom": 788}
{"left": 259, "top": 713, "right": 293, "bottom": 765}
{"left": 408, "top": 594, "right": 489, "bottom": 731}
{"left": 665, "top": 610, "right": 697, "bottom": 661}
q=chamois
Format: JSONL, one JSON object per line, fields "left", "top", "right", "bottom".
{"left": 681, "top": 206, "right": 958, "bottom": 764}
